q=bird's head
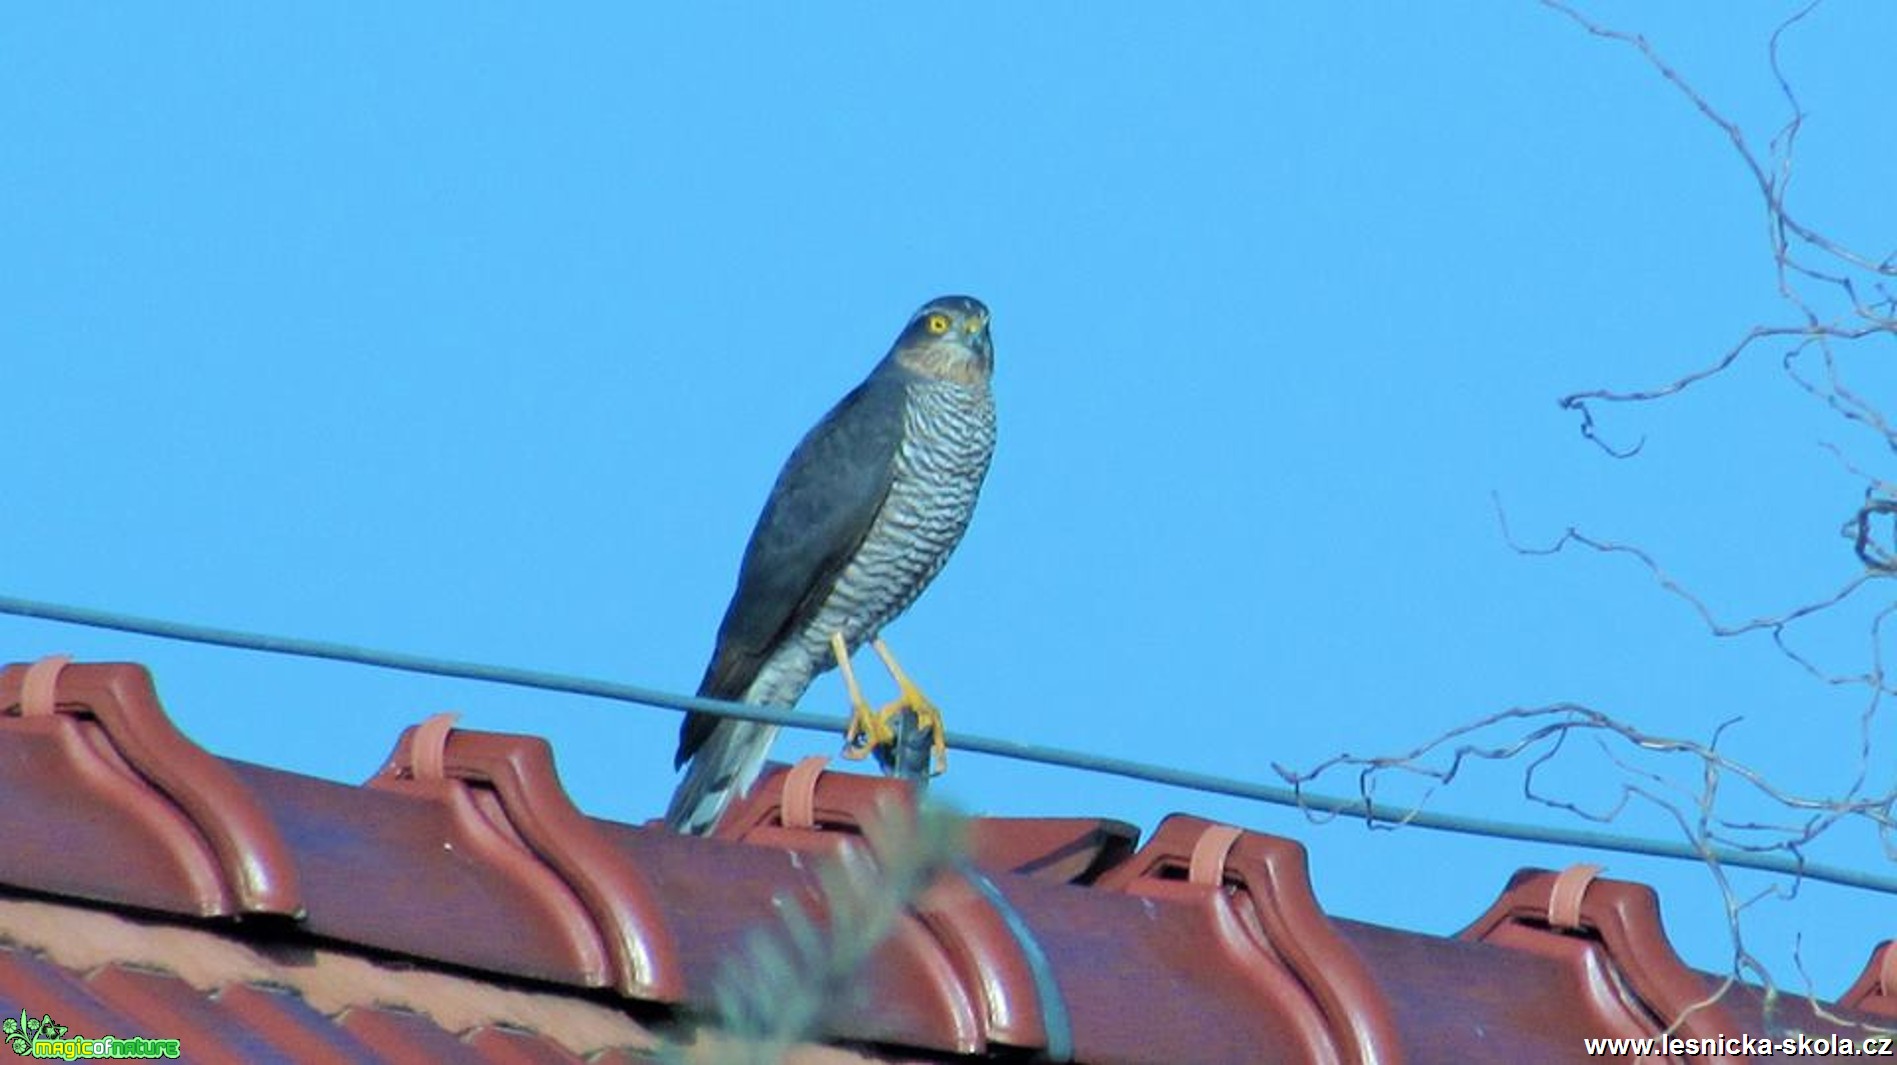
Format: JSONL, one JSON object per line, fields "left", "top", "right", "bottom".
{"left": 890, "top": 295, "right": 993, "bottom": 386}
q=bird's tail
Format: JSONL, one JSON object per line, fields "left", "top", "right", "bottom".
{"left": 664, "top": 718, "right": 780, "bottom": 835}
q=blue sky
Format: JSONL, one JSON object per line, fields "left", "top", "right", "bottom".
{"left": 6, "top": 4, "right": 1894, "bottom": 994}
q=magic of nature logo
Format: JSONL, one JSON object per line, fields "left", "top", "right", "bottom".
{"left": 3, "top": 1011, "right": 179, "bottom": 1060}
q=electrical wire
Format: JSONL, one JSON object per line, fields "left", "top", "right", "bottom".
{"left": 2, "top": 592, "right": 1893, "bottom": 896}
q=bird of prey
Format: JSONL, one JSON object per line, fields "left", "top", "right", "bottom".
{"left": 666, "top": 295, "right": 997, "bottom": 835}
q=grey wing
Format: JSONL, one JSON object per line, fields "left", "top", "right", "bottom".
{"left": 675, "top": 372, "right": 907, "bottom": 766}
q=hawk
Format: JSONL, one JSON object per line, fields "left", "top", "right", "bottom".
{"left": 666, "top": 295, "right": 997, "bottom": 834}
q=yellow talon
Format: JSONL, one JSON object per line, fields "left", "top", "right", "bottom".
{"left": 870, "top": 638, "right": 949, "bottom": 776}
{"left": 834, "top": 632, "right": 892, "bottom": 758}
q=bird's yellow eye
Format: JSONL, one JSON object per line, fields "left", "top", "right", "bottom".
{"left": 925, "top": 313, "right": 951, "bottom": 335}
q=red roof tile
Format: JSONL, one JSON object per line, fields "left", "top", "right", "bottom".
{"left": 1, "top": 654, "right": 1891, "bottom": 1063}
{"left": 1841, "top": 942, "right": 1897, "bottom": 1019}
{"left": 0, "top": 656, "right": 299, "bottom": 918}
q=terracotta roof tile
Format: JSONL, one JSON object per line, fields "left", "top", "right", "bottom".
{"left": 1, "top": 653, "right": 1891, "bottom": 1064}
{"left": 233, "top": 759, "right": 612, "bottom": 988}
{"left": 1093, "top": 815, "right": 1403, "bottom": 1063}
{"left": 86, "top": 965, "right": 300, "bottom": 1061}
{"left": 0, "top": 945, "right": 141, "bottom": 1047}
{"left": 705, "top": 758, "right": 1026, "bottom": 1055}
{"left": 208, "top": 984, "right": 386, "bottom": 1063}
{"left": 0, "top": 656, "right": 300, "bottom": 918}
{"left": 1460, "top": 865, "right": 1750, "bottom": 1052}
{"left": 373, "top": 715, "right": 684, "bottom": 1000}
{"left": 0, "top": 892, "right": 662, "bottom": 1054}
{"left": 339, "top": 1007, "right": 499, "bottom": 1063}
{"left": 461, "top": 1024, "right": 594, "bottom": 1064}
{"left": 1841, "top": 941, "right": 1897, "bottom": 1019}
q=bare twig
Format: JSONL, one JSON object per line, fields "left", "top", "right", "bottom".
{"left": 1538, "top": 0, "right": 1896, "bottom": 456}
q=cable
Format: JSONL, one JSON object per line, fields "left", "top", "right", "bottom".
{"left": 3, "top": 592, "right": 1893, "bottom": 896}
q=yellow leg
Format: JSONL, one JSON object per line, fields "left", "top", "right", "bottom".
{"left": 834, "top": 632, "right": 892, "bottom": 759}
{"left": 869, "top": 638, "right": 949, "bottom": 775}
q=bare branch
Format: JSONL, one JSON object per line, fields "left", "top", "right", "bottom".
{"left": 1308, "top": 6, "right": 1897, "bottom": 1025}
{"left": 1539, "top": 0, "right": 1897, "bottom": 455}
